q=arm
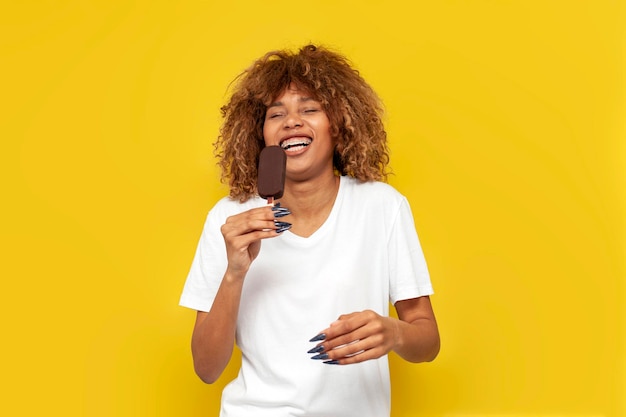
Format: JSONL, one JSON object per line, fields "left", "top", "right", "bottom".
{"left": 191, "top": 205, "right": 286, "bottom": 383}
{"left": 309, "top": 296, "right": 439, "bottom": 365}
{"left": 191, "top": 271, "right": 244, "bottom": 384}
{"left": 391, "top": 295, "right": 440, "bottom": 362}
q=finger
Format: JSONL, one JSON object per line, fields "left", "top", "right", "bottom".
{"left": 329, "top": 329, "right": 394, "bottom": 364}
{"left": 222, "top": 217, "right": 280, "bottom": 239}
{"left": 326, "top": 324, "right": 383, "bottom": 355}
{"left": 224, "top": 205, "right": 292, "bottom": 237}
{"left": 322, "top": 311, "right": 378, "bottom": 342}
{"left": 312, "top": 324, "right": 370, "bottom": 356}
{"left": 333, "top": 345, "right": 387, "bottom": 365}
{"left": 223, "top": 209, "right": 276, "bottom": 230}
{"left": 309, "top": 312, "right": 391, "bottom": 363}
{"left": 223, "top": 206, "right": 277, "bottom": 226}
{"left": 316, "top": 339, "right": 386, "bottom": 365}
{"left": 228, "top": 229, "right": 282, "bottom": 251}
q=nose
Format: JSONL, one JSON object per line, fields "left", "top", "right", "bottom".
{"left": 284, "top": 112, "right": 302, "bottom": 129}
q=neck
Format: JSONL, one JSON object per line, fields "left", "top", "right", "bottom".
{"left": 278, "top": 172, "right": 340, "bottom": 237}
{"left": 281, "top": 171, "right": 339, "bottom": 214}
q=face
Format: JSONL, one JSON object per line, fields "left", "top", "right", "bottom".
{"left": 263, "top": 85, "right": 334, "bottom": 182}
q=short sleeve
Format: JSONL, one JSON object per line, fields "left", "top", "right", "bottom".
{"left": 179, "top": 205, "right": 229, "bottom": 312}
{"left": 387, "top": 197, "right": 434, "bottom": 304}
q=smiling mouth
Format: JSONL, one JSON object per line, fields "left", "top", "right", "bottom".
{"left": 280, "top": 137, "right": 312, "bottom": 152}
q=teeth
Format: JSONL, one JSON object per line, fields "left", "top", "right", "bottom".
{"left": 280, "top": 137, "right": 312, "bottom": 150}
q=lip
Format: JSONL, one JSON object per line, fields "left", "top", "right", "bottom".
{"left": 278, "top": 134, "right": 312, "bottom": 146}
{"left": 278, "top": 134, "right": 313, "bottom": 155}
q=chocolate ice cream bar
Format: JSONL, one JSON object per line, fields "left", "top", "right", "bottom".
{"left": 257, "top": 146, "right": 286, "bottom": 203}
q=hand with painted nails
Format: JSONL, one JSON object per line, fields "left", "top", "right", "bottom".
{"left": 308, "top": 310, "right": 400, "bottom": 365}
{"left": 220, "top": 205, "right": 291, "bottom": 276}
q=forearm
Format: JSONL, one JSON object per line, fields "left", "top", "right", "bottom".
{"left": 191, "top": 271, "right": 244, "bottom": 383}
{"left": 392, "top": 296, "right": 440, "bottom": 363}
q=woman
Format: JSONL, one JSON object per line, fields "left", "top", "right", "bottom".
{"left": 180, "top": 44, "right": 440, "bottom": 416}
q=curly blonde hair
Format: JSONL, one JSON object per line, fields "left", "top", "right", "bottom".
{"left": 215, "top": 44, "right": 390, "bottom": 201}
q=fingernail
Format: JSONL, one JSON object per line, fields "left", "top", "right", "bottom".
{"left": 274, "top": 221, "right": 292, "bottom": 228}
{"left": 276, "top": 224, "right": 292, "bottom": 234}
{"left": 272, "top": 206, "right": 291, "bottom": 217}
{"left": 307, "top": 345, "right": 325, "bottom": 354}
{"left": 309, "top": 333, "right": 326, "bottom": 342}
{"left": 274, "top": 202, "right": 281, "bottom": 208}
{"left": 311, "top": 353, "right": 329, "bottom": 360}
{"left": 323, "top": 360, "right": 340, "bottom": 365}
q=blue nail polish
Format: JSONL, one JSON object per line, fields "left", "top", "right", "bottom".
{"left": 311, "top": 353, "right": 329, "bottom": 360}
{"left": 272, "top": 206, "right": 291, "bottom": 217}
{"left": 309, "top": 333, "right": 326, "bottom": 342}
{"left": 274, "top": 221, "right": 292, "bottom": 228}
{"left": 276, "top": 225, "right": 292, "bottom": 233}
{"left": 323, "top": 360, "right": 340, "bottom": 365}
{"left": 307, "top": 345, "right": 325, "bottom": 354}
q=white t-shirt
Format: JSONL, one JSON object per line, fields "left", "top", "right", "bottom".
{"left": 180, "top": 176, "right": 433, "bottom": 417}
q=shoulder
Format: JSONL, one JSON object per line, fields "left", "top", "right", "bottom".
{"left": 338, "top": 177, "right": 418, "bottom": 240}
{"left": 340, "top": 176, "right": 407, "bottom": 207}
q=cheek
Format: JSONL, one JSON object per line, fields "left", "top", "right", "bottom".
{"left": 319, "top": 115, "right": 333, "bottom": 139}
{"left": 262, "top": 124, "right": 271, "bottom": 145}
{"left": 320, "top": 120, "right": 333, "bottom": 142}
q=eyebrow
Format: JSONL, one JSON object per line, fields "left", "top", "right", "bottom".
{"left": 268, "top": 96, "right": 317, "bottom": 108}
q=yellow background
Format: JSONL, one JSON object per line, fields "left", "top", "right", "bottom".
{"left": 1, "top": 1, "right": 624, "bottom": 416}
